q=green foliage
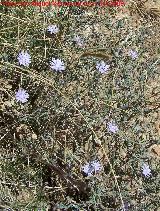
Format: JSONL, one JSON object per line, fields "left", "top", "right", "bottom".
{"left": 0, "top": 1, "right": 160, "bottom": 210}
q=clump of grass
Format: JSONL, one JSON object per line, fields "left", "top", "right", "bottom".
{"left": 0, "top": 0, "right": 160, "bottom": 210}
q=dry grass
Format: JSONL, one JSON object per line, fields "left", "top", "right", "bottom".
{"left": 0, "top": 0, "right": 160, "bottom": 210}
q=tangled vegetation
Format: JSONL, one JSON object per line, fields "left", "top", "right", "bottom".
{"left": 0, "top": 0, "right": 160, "bottom": 210}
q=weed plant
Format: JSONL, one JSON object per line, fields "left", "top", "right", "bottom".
{"left": 0, "top": 0, "right": 160, "bottom": 210}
